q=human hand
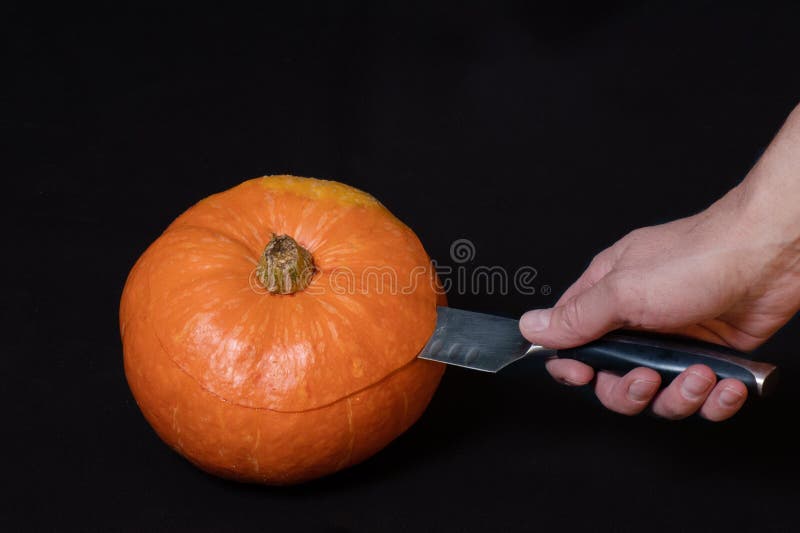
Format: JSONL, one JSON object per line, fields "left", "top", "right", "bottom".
{"left": 520, "top": 104, "right": 800, "bottom": 421}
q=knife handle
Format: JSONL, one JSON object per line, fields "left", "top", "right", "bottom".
{"left": 556, "top": 332, "right": 778, "bottom": 396}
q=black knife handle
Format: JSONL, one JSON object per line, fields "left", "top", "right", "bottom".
{"left": 557, "top": 332, "right": 778, "bottom": 396}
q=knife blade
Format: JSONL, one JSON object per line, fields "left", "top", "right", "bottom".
{"left": 418, "top": 306, "right": 779, "bottom": 396}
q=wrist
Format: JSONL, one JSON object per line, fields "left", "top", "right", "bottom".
{"left": 737, "top": 171, "right": 800, "bottom": 253}
{"left": 735, "top": 104, "right": 800, "bottom": 251}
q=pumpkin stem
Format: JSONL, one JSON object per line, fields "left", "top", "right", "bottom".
{"left": 256, "top": 234, "right": 316, "bottom": 294}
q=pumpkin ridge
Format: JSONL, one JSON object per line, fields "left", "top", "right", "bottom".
{"left": 142, "top": 225, "right": 260, "bottom": 324}
{"left": 164, "top": 223, "right": 260, "bottom": 258}
{"left": 179, "top": 193, "right": 276, "bottom": 251}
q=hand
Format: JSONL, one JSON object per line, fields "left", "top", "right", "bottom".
{"left": 520, "top": 104, "right": 800, "bottom": 421}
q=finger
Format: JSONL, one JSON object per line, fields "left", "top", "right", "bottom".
{"left": 593, "top": 367, "right": 661, "bottom": 416}
{"left": 545, "top": 358, "right": 595, "bottom": 386}
{"left": 520, "top": 278, "right": 625, "bottom": 349}
{"left": 698, "top": 379, "right": 748, "bottom": 421}
{"left": 650, "top": 365, "right": 716, "bottom": 420}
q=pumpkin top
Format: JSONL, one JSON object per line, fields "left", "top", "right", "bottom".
{"left": 120, "top": 175, "right": 439, "bottom": 412}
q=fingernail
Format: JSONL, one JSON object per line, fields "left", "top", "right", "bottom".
{"left": 520, "top": 309, "right": 553, "bottom": 333}
{"left": 719, "top": 387, "right": 745, "bottom": 407}
{"left": 682, "top": 372, "right": 713, "bottom": 400}
{"left": 628, "top": 379, "right": 659, "bottom": 402}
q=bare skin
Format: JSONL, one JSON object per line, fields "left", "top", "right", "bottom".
{"left": 520, "top": 103, "right": 800, "bottom": 421}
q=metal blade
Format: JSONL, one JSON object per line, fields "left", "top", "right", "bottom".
{"left": 418, "top": 306, "right": 555, "bottom": 372}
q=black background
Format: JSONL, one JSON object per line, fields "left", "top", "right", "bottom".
{"left": 6, "top": 2, "right": 800, "bottom": 531}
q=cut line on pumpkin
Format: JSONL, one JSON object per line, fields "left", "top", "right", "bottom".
{"left": 152, "top": 320, "right": 437, "bottom": 414}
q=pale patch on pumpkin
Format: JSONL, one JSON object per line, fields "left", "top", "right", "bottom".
{"left": 247, "top": 429, "right": 262, "bottom": 474}
{"left": 351, "top": 358, "right": 365, "bottom": 378}
{"left": 248, "top": 455, "right": 260, "bottom": 474}
{"left": 171, "top": 405, "right": 180, "bottom": 434}
{"left": 311, "top": 319, "right": 324, "bottom": 340}
{"left": 335, "top": 398, "right": 355, "bottom": 471}
{"left": 301, "top": 208, "right": 350, "bottom": 254}
{"left": 313, "top": 241, "right": 358, "bottom": 264}
{"left": 315, "top": 297, "right": 341, "bottom": 318}
{"left": 326, "top": 320, "right": 339, "bottom": 341}
{"left": 330, "top": 298, "right": 363, "bottom": 325}
{"left": 254, "top": 340, "right": 312, "bottom": 396}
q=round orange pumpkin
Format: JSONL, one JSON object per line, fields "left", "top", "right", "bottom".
{"left": 120, "top": 175, "right": 445, "bottom": 484}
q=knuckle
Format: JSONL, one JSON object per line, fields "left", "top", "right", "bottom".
{"left": 559, "top": 297, "right": 585, "bottom": 339}
{"left": 588, "top": 250, "right": 613, "bottom": 272}
{"left": 623, "top": 226, "right": 652, "bottom": 243}
{"left": 587, "top": 253, "right": 604, "bottom": 269}
{"left": 606, "top": 273, "right": 648, "bottom": 328}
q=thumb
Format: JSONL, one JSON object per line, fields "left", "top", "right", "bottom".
{"left": 519, "top": 279, "right": 624, "bottom": 349}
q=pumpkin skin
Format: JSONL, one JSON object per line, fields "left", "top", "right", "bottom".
{"left": 120, "top": 175, "right": 445, "bottom": 484}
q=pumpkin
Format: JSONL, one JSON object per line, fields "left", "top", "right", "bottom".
{"left": 119, "top": 175, "right": 445, "bottom": 484}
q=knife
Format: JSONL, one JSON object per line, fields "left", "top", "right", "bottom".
{"left": 418, "top": 306, "right": 779, "bottom": 396}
